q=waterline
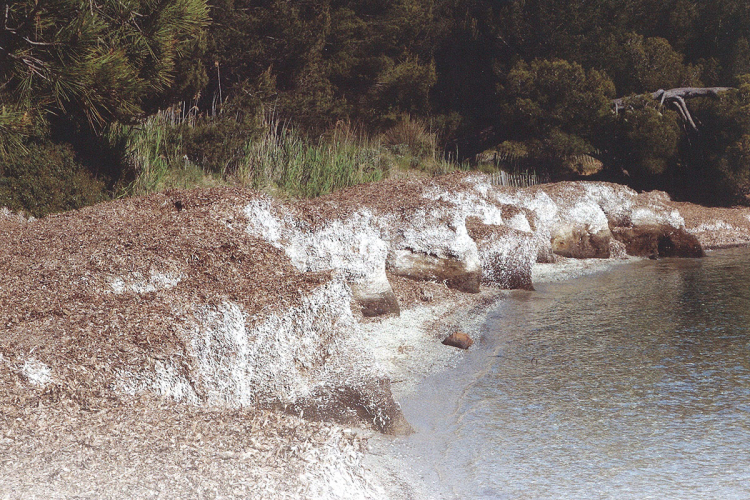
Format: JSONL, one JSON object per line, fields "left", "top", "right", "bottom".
{"left": 396, "top": 248, "right": 750, "bottom": 499}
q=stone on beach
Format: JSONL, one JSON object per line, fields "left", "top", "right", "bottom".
{"left": 442, "top": 332, "right": 474, "bottom": 349}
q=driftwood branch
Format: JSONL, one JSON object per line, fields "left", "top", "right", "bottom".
{"left": 612, "top": 87, "right": 734, "bottom": 131}
{"left": 612, "top": 87, "right": 733, "bottom": 109}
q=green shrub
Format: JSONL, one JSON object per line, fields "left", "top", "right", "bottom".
{"left": 111, "top": 107, "right": 466, "bottom": 202}
{"left": 381, "top": 115, "right": 438, "bottom": 158}
{"left": 180, "top": 112, "right": 259, "bottom": 175}
{"left": 112, "top": 113, "right": 225, "bottom": 197}
{"left": 0, "top": 141, "right": 107, "bottom": 217}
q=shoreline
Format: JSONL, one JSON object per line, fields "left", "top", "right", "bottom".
{"left": 360, "top": 255, "right": 647, "bottom": 499}
{"left": 369, "top": 244, "right": 750, "bottom": 500}
{"left": 3, "top": 174, "right": 750, "bottom": 498}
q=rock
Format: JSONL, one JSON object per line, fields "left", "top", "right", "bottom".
{"left": 550, "top": 225, "right": 611, "bottom": 259}
{"left": 611, "top": 225, "right": 704, "bottom": 258}
{"left": 536, "top": 246, "right": 559, "bottom": 264}
{"left": 500, "top": 204, "right": 536, "bottom": 232}
{"left": 387, "top": 250, "right": 481, "bottom": 293}
{"left": 442, "top": 332, "right": 474, "bottom": 349}
{"left": 465, "top": 217, "right": 535, "bottom": 290}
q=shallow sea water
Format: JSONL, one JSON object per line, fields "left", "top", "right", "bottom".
{"left": 395, "top": 247, "right": 750, "bottom": 499}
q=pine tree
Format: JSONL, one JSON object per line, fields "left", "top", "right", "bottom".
{"left": 0, "top": 0, "right": 209, "bottom": 157}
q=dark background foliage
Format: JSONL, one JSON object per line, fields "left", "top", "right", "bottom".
{"left": 3, "top": 0, "right": 750, "bottom": 215}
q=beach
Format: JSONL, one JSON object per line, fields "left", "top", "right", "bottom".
{"left": 2, "top": 173, "right": 750, "bottom": 498}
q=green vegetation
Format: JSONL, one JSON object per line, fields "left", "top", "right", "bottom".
{"left": 0, "top": 141, "right": 107, "bottom": 218}
{"left": 3, "top": 0, "right": 750, "bottom": 216}
{"left": 113, "top": 109, "right": 460, "bottom": 199}
{"left": 498, "top": 58, "right": 616, "bottom": 175}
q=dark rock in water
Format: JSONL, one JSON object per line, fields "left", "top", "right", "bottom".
{"left": 442, "top": 332, "right": 474, "bottom": 350}
{"left": 611, "top": 225, "right": 704, "bottom": 258}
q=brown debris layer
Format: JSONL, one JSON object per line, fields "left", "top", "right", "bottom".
{"left": 673, "top": 202, "right": 750, "bottom": 249}
{"left": 0, "top": 380, "right": 367, "bottom": 499}
{"left": 0, "top": 188, "right": 329, "bottom": 396}
{"left": 3, "top": 173, "right": 750, "bottom": 497}
{"left": 288, "top": 172, "right": 487, "bottom": 229}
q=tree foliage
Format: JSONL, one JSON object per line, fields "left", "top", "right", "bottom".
{"left": 497, "top": 59, "right": 616, "bottom": 172}
{"left": 4, "top": 0, "right": 750, "bottom": 211}
{"left": 0, "top": 141, "right": 107, "bottom": 217}
{"left": 0, "top": 0, "right": 209, "bottom": 214}
{"left": 0, "top": 0, "right": 208, "bottom": 142}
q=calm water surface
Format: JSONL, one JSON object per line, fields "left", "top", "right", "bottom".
{"left": 398, "top": 248, "right": 750, "bottom": 499}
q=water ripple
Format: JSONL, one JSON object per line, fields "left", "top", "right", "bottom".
{"left": 401, "top": 248, "right": 750, "bottom": 499}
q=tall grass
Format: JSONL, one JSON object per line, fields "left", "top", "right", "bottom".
{"left": 380, "top": 115, "right": 470, "bottom": 176}
{"left": 113, "top": 108, "right": 467, "bottom": 200}
{"left": 237, "top": 115, "right": 387, "bottom": 197}
{"left": 111, "top": 114, "right": 223, "bottom": 198}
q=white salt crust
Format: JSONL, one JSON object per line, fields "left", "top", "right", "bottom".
{"left": 21, "top": 358, "right": 53, "bottom": 386}
{"left": 29, "top": 175, "right": 750, "bottom": 499}
{"left": 116, "top": 278, "right": 384, "bottom": 416}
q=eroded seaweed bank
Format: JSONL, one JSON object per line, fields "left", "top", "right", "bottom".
{"left": 2, "top": 174, "right": 750, "bottom": 498}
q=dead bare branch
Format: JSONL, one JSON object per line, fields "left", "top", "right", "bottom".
{"left": 612, "top": 87, "right": 735, "bottom": 131}
{"left": 612, "top": 87, "right": 733, "bottom": 110}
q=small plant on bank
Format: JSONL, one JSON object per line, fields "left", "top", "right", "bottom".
{"left": 236, "top": 113, "right": 388, "bottom": 197}
{"left": 112, "top": 112, "right": 226, "bottom": 198}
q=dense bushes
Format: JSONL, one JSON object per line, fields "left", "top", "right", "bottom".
{"left": 495, "top": 59, "right": 616, "bottom": 175}
{"left": 0, "top": 142, "right": 107, "bottom": 217}
{"left": 0, "top": 0, "right": 208, "bottom": 138}
{"left": 3, "top": 0, "right": 750, "bottom": 214}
